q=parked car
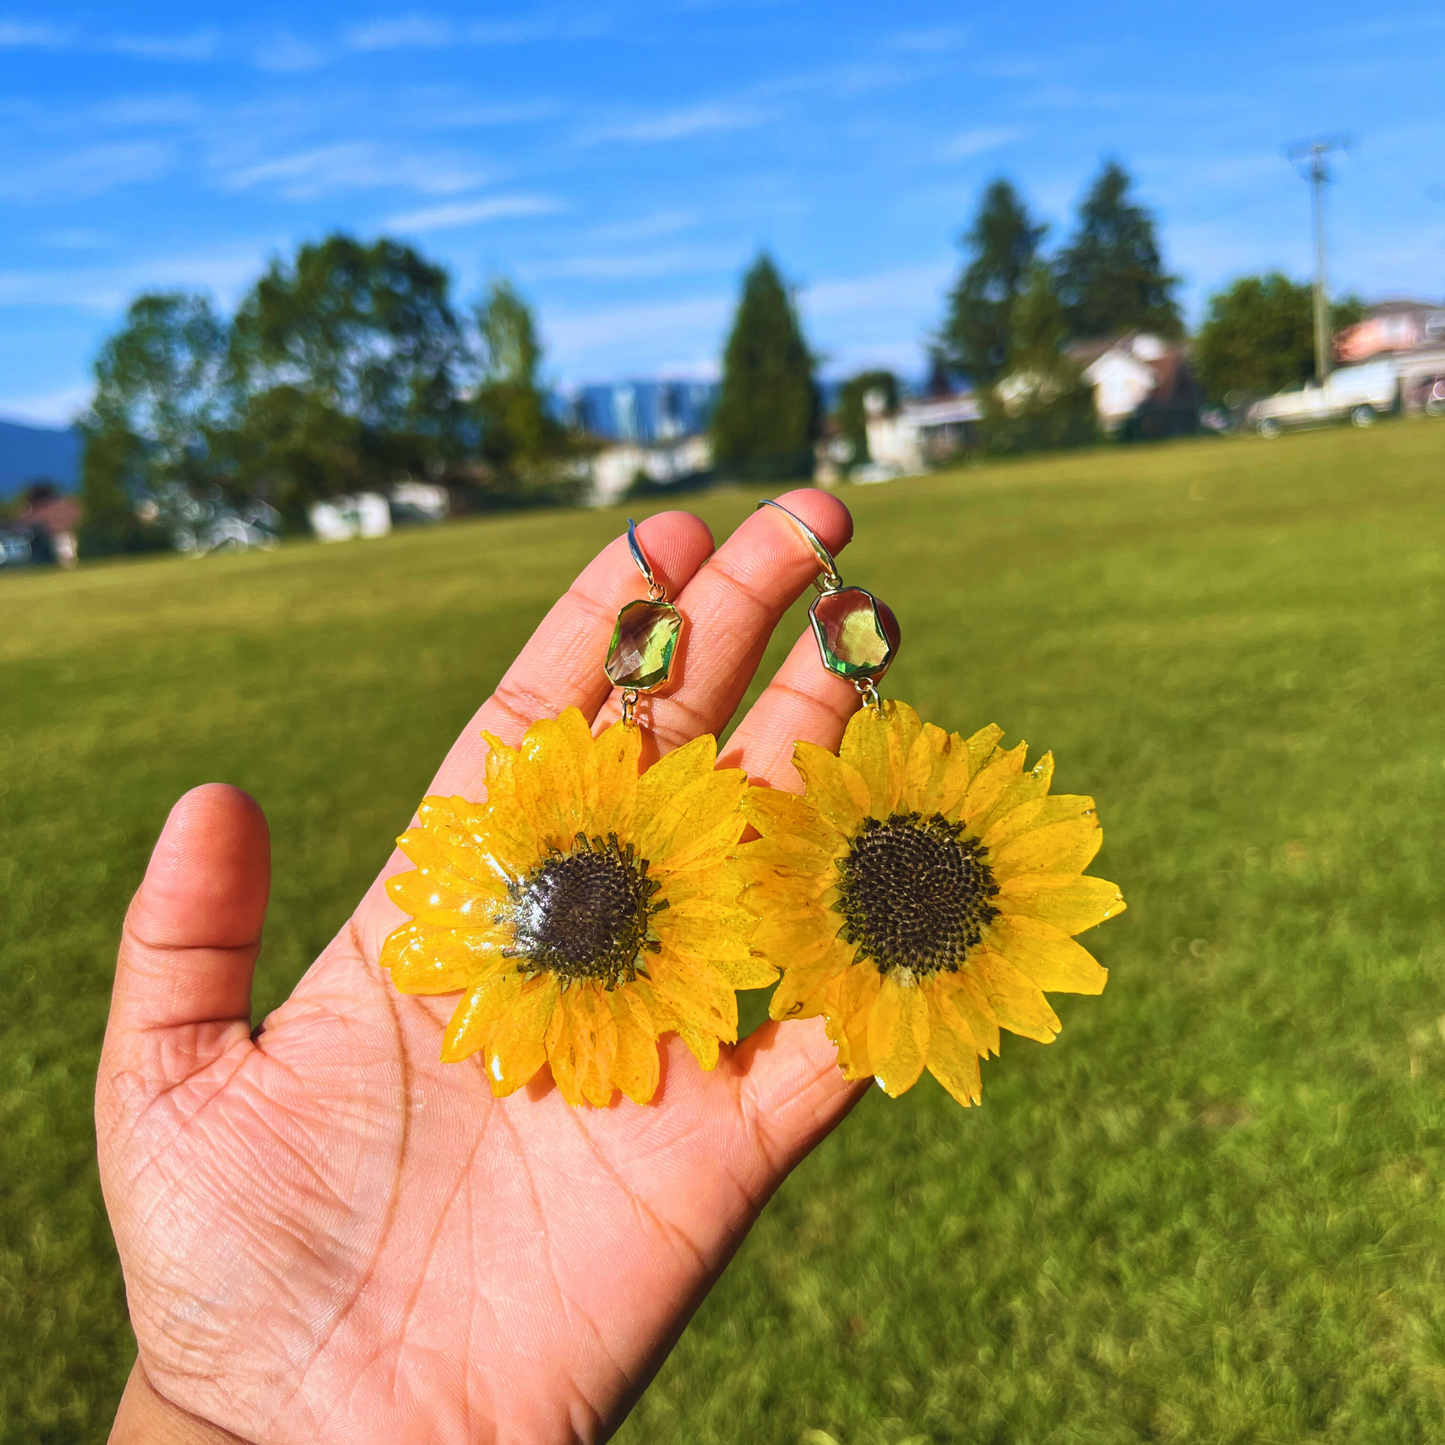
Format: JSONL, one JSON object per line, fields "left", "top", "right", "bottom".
{"left": 1423, "top": 377, "right": 1445, "bottom": 417}
{"left": 1247, "top": 359, "right": 1399, "bottom": 437}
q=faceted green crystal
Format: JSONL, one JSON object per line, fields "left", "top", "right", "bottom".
{"left": 809, "top": 586, "right": 892, "bottom": 679}
{"left": 605, "top": 600, "right": 682, "bottom": 691}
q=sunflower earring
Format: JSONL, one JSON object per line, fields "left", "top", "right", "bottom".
{"left": 736, "top": 501, "right": 1127, "bottom": 1108}
{"left": 381, "top": 520, "right": 769, "bottom": 1106}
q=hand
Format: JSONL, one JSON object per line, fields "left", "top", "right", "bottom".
{"left": 99, "top": 491, "right": 875, "bottom": 1444}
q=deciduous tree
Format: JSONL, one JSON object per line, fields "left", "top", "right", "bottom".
{"left": 1194, "top": 273, "right": 1363, "bottom": 401}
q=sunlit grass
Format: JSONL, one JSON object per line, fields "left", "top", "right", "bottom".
{"left": 4, "top": 422, "right": 1445, "bottom": 1441}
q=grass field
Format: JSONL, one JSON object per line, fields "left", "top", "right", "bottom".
{"left": 3, "top": 423, "right": 1445, "bottom": 1443}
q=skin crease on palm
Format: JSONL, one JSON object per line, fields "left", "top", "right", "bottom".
{"left": 99, "top": 489, "right": 902, "bottom": 1445}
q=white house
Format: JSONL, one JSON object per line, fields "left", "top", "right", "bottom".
{"left": 862, "top": 392, "right": 982, "bottom": 478}
{"left": 590, "top": 433, "right": 712, "bottom": 507}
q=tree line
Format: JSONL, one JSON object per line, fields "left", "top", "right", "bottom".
{"left": 81, "top": 237, "right": 576, "bottom": 554}
{"left": 79, "top": 158, "right": 1369, "bottom": 552}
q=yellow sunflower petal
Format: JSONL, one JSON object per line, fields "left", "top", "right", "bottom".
{"left": 440, "top": 971, "right": 522, "bottom": 1063}
{"left": 829, "top": 961, "right": 882, "bottom": 1078}
{"left": 970, "top": 752, "right": 1055, "bottom": 839}
{"left": 584, "top": 718, "right": 641, "bottom": 839}
{"left": 740, "top": 786, "right": 841, "bottom": 852}
{"left": 997, "top": 874, "right": 1127, "bottom": 934}
{"left": 989, "top": 812, "right": 1103, "bottom": 883}
{"left": 609, "top": 988, "right": 661, "bottom": 1103}
{"left": 386, "top": 863, "right": 503, "bottom": 928}
{"left": 516, "top": 715, "right": 587, "bottom": 847}
{"left": 653, "top": 901, "right": 771, "bottom": 987}
{"left": 747, "top": 906, "right": 842, "bottom": 964}
{"left": 793, "top": 742, "right": 871, "bottom": 833}
{"left": 634, "top": 733, "right": 716, "bottom": 844}
{"left": 395, "top": 826, "right": 513, "bottom": 898}
{"left": 656, "top": 774, "right": 749, "bottom": 871}
{"left": 988, "top": 914, "right": 1109, "bottom": 995}
{"left": 969, "top": 951, "right": 1061, "bottom": 1043}
{"left": 841, "top": 700, "right": 922, "bottom": 818}
{"left": 901, "top": 723, "right": 954, "bottom": 814}
{"left": 768, "top": 938, "right": 852, "bottom": 1021}
{"left": 867, "top": 975, "right": 930, "bottom": 1096}
{"left": 960, "top": 740, "right": 1029, "bottom": 828}
{"left": 480, "top": 731, "right": 519, "bottom": 801}
{"left": 947, "top": 971, "right": 1002, "bottom": 1057}
{"left": 646, "top": 958, "right": 738, "bottom": 1060}
{"left": 924, "top": 980, "right": 984, "bottom": 1106}
{"left": 381, "top": 921, "right": 508, "bottom": 994}
{"left": 546, "top": 983, "right": 620, "bottom": 1108}
{"left": 479, "top": 973, "right": 559, "bottom": 1093}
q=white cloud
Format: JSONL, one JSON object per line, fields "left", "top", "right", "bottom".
{"left": 889, "top": 26, "right": 970, "bottom": 51}
{"left": 0, "top": 383, "right": 91, "bottom": 427}
{"left": 545, "top": 294, "right": 732, "bottom": 369}
{"left": 0, "top": 20, "right": 70, "bottom": 47}
{"left": 110, "top": 29, "right": 220, "bottom": 62}
{"left": 218, "top": 143, "right": 493, "bottom": 200}
{"left": 0, "top": 246, "right": 265, "bottom": 313}
{"left": 252, "top": 33, "right": 329, "bottom": 73}
{"left": 941, "top": 125, "right": 1027, "bottom": 161}
{"left": 345, "top": 15, "right": 454, "bottom": 50}
{"left": 384, "top": 194, "right": 563, "bottom": 234}
{"left": 519, "top": 247, "right": 737, "bottom": 281}
{"left": 583, "top": 102, "right": 775, "bottom": 145}
{"left": 0, "top": 142, "right": 173, "bottom": 202}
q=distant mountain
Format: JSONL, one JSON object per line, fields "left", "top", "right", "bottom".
{"left": 0, "top": 420, "right": 83, "bottom": 497}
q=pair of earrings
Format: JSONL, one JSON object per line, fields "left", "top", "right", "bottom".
{"left": 381, "top": 503, "right": 1125, "bottom": 1109}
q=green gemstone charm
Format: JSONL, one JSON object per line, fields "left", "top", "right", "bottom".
{"left": 809, "top": 586, "right": 892, "bottom": 680}
{"left": 605, "top": 599, "right": 682, "bottom": 692}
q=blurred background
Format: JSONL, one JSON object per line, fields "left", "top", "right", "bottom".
{"left": 3, "top": 2, "right": 1445, "bottom": 1442}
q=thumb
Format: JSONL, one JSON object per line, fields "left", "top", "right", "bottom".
{"left": 103, "top": 784, "right": 270, "bottom": 1076}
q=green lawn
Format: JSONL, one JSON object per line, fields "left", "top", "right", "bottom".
{"left": 4, "top": 423, "right": 1445, "bottom": 1443}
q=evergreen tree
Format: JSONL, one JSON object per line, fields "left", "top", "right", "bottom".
{"left": 711, "top": 255, "right": 817, "bottom": 482}
{"left": 979, "top": 265, "right": 1099, "bottom": 456}
{"left": 1194, "top": 273, "right": 1364, "bottom": 402}
{"left": 471, "top": 279, "right": 563, "bottom": 487}
{"left": 1054, "top": 160, "right": 1182, "bottom": 339}
{"left": 938, "top": 179, "right": 1047, "bottom": 385}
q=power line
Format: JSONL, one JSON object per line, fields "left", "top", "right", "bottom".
{"left": 1287, "top": 134, "right": 1350, "bottom": 384}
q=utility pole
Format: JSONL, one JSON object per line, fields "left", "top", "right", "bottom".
{"left": 1288, "top": 136, "right": 1349, "bottom": 385}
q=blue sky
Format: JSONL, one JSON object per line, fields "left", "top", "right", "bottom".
{"left": 2, "top": 0, "right": 1443, "bottom": 426}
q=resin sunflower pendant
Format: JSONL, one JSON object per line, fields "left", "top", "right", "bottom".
{"left": 737, "top": 502, "right": 1126, "bottom": 1107}
{"left": 381, "top": 521, "right": 770, "bottom": 1105}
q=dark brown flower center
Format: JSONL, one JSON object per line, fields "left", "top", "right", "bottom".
{"left": 501, "top": 832, "right": 665, "bottom": 988}
{"left": 834, "top": 811, "right": 999, "bottom": 978}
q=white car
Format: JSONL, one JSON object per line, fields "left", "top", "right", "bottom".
{"left": 1248, "top": 358, "right": 1399, "bottom": 437}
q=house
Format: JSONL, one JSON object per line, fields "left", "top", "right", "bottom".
{"left": 589, "top": 434, "right": 713, "bottom": 507}
{"left": 861, "top": 392, "right": 982, "bottom": 478}
{"left": 1067, "top": 332, "right": 1203, "bottom": 438}
{"left": 1336, "top": 300, "right": 1445, "bottom": 363}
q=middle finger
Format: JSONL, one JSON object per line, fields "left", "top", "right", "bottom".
{"left": 594, "top": 487, "right": 853, "bottom": 752}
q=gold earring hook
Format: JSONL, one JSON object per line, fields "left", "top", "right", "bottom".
{"left": 755, "top": 499, "right": 843, "bottom": 593}
{"left": 626, "top": 518, "right": 669, "bottom": 602}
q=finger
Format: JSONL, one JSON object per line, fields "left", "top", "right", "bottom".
{"left": 106, "top": 784, "right": 270, "bottom": 1049}
{"left": 594, "top": 488, "right": 853, "bottom": 750}
{"left": 425, "top": 510, "right": 714, "bottom": 799}
{"left": 720, "top": 601, "right": 900, "bottom": 789}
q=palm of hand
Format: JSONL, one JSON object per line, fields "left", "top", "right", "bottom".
{"left": 98, "top": 496, "right": 871, "bottom": 1444}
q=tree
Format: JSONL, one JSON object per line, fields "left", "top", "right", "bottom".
{"left": 1054, "top": 160, "right": 1182, "bottom": 339}
{"left": 711, "top": 254, "right": 817, "bottom": 483}
{"left": 980, "top": 265, "right": 1099, "bottom": 456}
{"left": 836, "top": 370, "right": 900, "bottom": 467}
{"left": 938, "top": 179, "right": 1047, "bottom": 386}
{"left": 1194, "top": 273, "right": 1364, "bottom": 402}
{"left": 79, "top": 291, "right": 228, "bottom": 554}
{"left": 228, "top": 234, "right": 465, "bottom": 515}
